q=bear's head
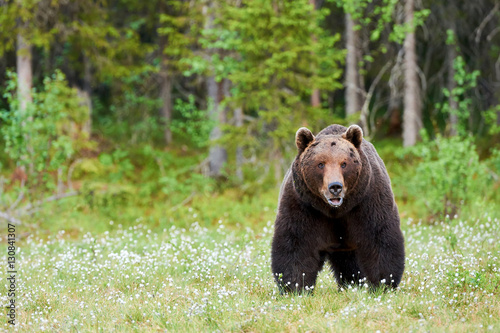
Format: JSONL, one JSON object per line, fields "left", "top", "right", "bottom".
{"left": 295, "top": 125, "right": 363, "bottom": 209}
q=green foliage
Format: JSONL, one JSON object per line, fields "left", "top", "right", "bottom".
{"left": 487, "top": 148, "right": 500, "bottom": 205}
{"left": 171, "top": 96, "right": 214, "bottom": 148}
{"left": 145, "top": 148, "right": 214, "bottom": 202}
{"left": 445, "top": 29, "right": 456, "bottom": 45}
{"left": 489, "top": 148, "right": 500, "bottom": 174}
{"left": 390, "top": 8, "right": 430, "bottom": 44}
{"left": 102, "top": 71, "right": 164, "bottom": 145}
{"left": 157, "top": 0, "right": 200, "bottom": 74}
{"left": 332, "top": 0, "right": 400, "bottom": 44}
{"left": 69, "top": 146, "right": 215, "bottom": 218}
{"left": 396, "top": 136, "right": 492, "bottom": 220}
{"left": 436, "top": 35, "right": 481, "bottom": 136}
{"left": 0, "top": 1, "right": 19, "bottom": 55}
{"left": 80, "top": 181, "right": 135, "bottom": 212}
{"left": 331, "top": 0, "right": 429, "bottom": 62}
{"left": 0, "top": 70, "right": 87, "bottom": 194}
{"left": 0, "top": 0, "right": 56, "bottom": 55}
{"left": 98, "top": 150, "right": 135, "bottom": 183}
{"left": 191, "top": 0, "right": 343, "bottom": 170}
{"left": 0, "top": 0, "right": 146, "bottom": 77}
{"left": 484, "top": 105, "right": 500, "bottom": 135}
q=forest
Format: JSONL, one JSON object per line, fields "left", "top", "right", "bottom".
{"left": 0, "top": 0, "right": 499, "bottom": 332}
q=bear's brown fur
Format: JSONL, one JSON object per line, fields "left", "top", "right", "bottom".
{"left": 271, "top": 124, "right": 405, "bottom": 293}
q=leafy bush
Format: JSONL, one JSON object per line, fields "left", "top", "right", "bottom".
{"left": 80, "top": 181, "right": 135, "bottom": 211}
{"left": 486, "top": 148, "right": 500, "bottom": 203}
{"left": 397, "top": 136, "right": 492, "bottom": 220}
{"left": 171, "top": 95, "right": 214, "bottom": 148}
{"left": 489, "top": 148, "right": 500, "bottom": 173}
{"left": 98, "top": 150, "right": 135, "bottom": 183}
{"left": 0, "top": 70, "right": 88, "bottom": 198}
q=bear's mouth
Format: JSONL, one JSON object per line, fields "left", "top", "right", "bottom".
{"left": 327, "top": 197, "right": 343, "bottom": 207}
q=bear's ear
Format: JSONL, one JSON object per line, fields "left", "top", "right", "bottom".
{"left": 295, "top": 127, "right": 315, "bottom": 154}
{"left": 343, "top": 125, "right": 363, "bottom": 148}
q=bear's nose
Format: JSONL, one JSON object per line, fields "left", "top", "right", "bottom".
{"left": 328, "top": 182, "right": 343, "bottom": 196}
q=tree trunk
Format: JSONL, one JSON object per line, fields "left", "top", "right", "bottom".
{"left": 403, "top": 0, "right": 421, "bottom": 147}
{"left": 311, "top": 89, "right": 320, "bottom": 108}
{"left": 159, "top": 69, "right": 173, "bottom": 145}
{"left": 447, "top": 41, "right": 458, "bottom": 136}
{"left": 159, "top": 30, "right": 173, "bottom": 145}
{"left": 309, "top": 0, "right": 320, "bottom": 108}
{"left": 446, "top": 24, "right": 458, "bottom": 135}
{"left": 16, "top": 33, "right": 34, "bottom": 174}
{"left": 17, "top": 33, "right": 32, "bottom": 114}
{"left": 207, "top": 77, "right": 227, "bottom": 178}
{"left": 387, "top": 50, "right": 404, "bottom": 136}
{"left": 204, "top": 2, "right": 227, "bottom": 178}
{"left": 82, "top": 53, "right": 93, "bottom": 136}
{"left": 158, "top": 0, "right": 173, "bottom": 146}
{"left": 345, "top": 13, "right": 363, "bottom": 117}
{"left": 234, "top": 107, "right": 244, "bottom": 182}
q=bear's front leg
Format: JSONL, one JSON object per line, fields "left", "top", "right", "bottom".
{"left": 354, "top": 221, "right": 405, "bottom": 289}
{"left": 271, "top": 219, "right": 325, "bottom": 294}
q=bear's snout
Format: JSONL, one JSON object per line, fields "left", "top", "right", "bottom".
{"left": 324, "top": 181, "right": 344, "bottom": 207}
{"left": 328, "top": 182, "right": 343, "bottom": 196}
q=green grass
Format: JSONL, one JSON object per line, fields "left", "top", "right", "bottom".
{"left": 17, "top": 186, "right": 279, "bottom": 237}
{"left": 3, "top": 211, "right": 499, "bottom": 332}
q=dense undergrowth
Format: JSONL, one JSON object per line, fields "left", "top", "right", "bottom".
{"left": 6, "top": 132, "right": 499, "bottom": 236}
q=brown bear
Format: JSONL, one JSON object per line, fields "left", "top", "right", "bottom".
{"left": 271, "top": 124, "right": 405, "bottom": 293}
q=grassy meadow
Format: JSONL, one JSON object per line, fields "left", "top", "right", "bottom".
{"left": 2, "top": 185, "right": 500, "bottom": 332}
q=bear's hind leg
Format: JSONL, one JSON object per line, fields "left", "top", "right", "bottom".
{"left": 328, "top": 251, "right": 365, "bottom": 289}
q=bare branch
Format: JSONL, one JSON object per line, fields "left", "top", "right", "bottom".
{"left": 8, "top": 178, "right": 26, "bottom": 212}
{"left": 169, "top": 192, "right": 196, "bottom": 212}
{"left": 21, "top": 191, "right": 79, "bottom": 214}
{"left": 57, "top": 168, "right": 64, "bottom": 194}
{"left": 475, "top": 2, "right": 499, "bottom": 44}
{"left": 155, "top": 156, "right": 166, "bottom": 178}
{"left": 0, "top": 211, "right": 21, "bottom": 225}
{"left": 487, "top": 27, "right": 500, "bottom": 41}
{"left": 67, "top": 159, "right": 82, "bottom": 191}
{"left": 361, "top": 60, "right": 392, "bottom": 137}
{"left": 496, "top": 53, "right": 500, "bottom": 81}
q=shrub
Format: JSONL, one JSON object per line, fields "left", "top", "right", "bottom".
{"left": 171, "top": 95, "right": 214, "bottom": 148}
{"left": 397, "top": 136, "right": 492, "bottom": 220}
{"left": 0, "top": 70, "right": 88, "bottom": 200}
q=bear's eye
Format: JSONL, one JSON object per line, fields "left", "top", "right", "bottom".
{"left": 318, "top": 163, "right": 325, "bottom": 169}
{"left": 341, "top": 162, "right": 347, "bottom": 169}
